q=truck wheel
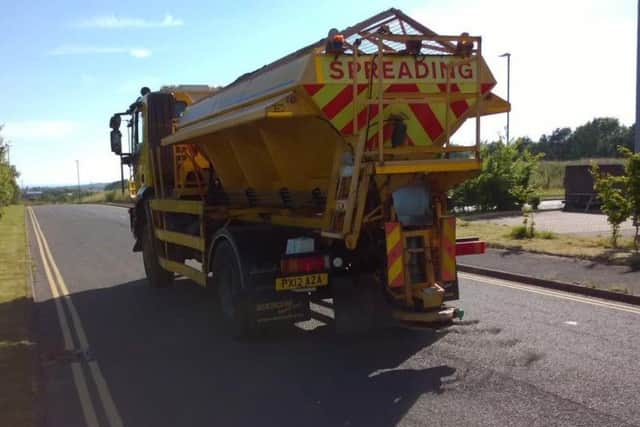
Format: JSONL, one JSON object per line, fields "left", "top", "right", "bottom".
{"left": 211, "top": 240, "right": 252, "bottom": 337}
{"left": 333, "top": 275, "right": 392, "bottom": 335}
{"left": 333, "top": 277, "right": 375, "bottom": 335}
{"left": 141, "top": 206, "right": 173, "bottom": 288}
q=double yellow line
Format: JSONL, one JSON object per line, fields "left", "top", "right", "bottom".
{"left": 459, "top": 272, "right": 640, "bottom": 315}
{"left": 28, "top": 207, "right": 124, "bottom": 427}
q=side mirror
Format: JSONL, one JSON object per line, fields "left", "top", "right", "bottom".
{"left": 110, "top": 130, "right": 122, "bottom": 155}
{"left": 109, "top": 114, "right": 121, "bottom": 130}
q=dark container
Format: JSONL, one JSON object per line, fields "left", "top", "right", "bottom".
{"left": 564, "top": 164, "right": 624, "bottom": 211}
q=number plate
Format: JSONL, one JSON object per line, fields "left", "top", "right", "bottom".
{"left": 275, "top": 273, "right": 329, "bottom": 291}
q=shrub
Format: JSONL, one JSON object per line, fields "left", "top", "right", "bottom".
{"left": 535, "top": 230, "right": 556, "bottom": 239}
{"left": 509, "top": 225, "right": 531, "bottom": 239}
{"left": 451, "top": 140, "right": 542, "bottom": 212}
{"left": 104, "top": 191, "right": 116, "bottom": 203}
{"left": 591, "top": 163, "right": 630, "bottom": 248}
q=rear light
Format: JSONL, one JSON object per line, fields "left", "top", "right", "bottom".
{"left": 281, "top": 254, "right": 329, "bottom": 274}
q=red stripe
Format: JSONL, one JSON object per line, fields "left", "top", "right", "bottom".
{"left": 385, "top": 83, "right": 419, "bottom": 93}
{"left": 385, "top": 222, "right": 399, "bottom": 234}
{"left": 410, "top": 104, "right": 444, "bottom": 141}
{"left": 322, "top": 84, "right": 367, "bottom": 119}
{"left": 437, "top": 83, "right": 469, "bottom": 118}
{"left": 449, "top": 84, "right": 469, "bottom": 118}
{"left": 303, "top": 84, "right": 324, "bottom": 97}
{"left": 481, "top": 83, "right": 494, "bottom": 95}
{"left": 340, "top": 104, "right": 380, "bottom": 134}
{"left": 390, "top": 272, "right": 404, "bottom": 287}
{"left": 387, "top": 241, "right": 403, "bottom": 264}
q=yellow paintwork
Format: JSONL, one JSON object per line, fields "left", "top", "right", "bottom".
{"left": 155, "top": 229, "right": 205, "bottom": 251}
{"left": 375, "top": 159, "right": 482, "bottom": 175}
{"left": 158, "top": 257, "right": 206, "bottom": 286}
{"left": 149, "top": 198, "right": 204, "bottom": 215}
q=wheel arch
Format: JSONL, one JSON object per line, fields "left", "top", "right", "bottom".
{"left": 206, "top": 225, "right": 296, "bottom": 289}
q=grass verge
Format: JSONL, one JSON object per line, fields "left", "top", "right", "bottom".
{"left": 458, "top": 218, "right": 637, "bottom": 263}
{"left": 0, "top": 205, "right": 36, "bottom": 427}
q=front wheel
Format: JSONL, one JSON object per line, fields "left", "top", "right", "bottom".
{"left": 141, "top": 203, "right": 173, "bottom": 288}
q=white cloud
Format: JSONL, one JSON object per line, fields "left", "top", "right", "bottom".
{"left": 3, "top": 120, "right": 79, "bottom": 140}
{"left": 77, "top": 14, "right": 183, "bottom": 29}
{"left": 48, "top": 45, "right": 152, "bottom": 58}
{"left": 129, "top": 48, "right": 151, "bottom": 58}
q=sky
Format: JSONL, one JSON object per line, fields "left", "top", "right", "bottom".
{"left": 0, "top": 0, "right": 637, "bottom": 186}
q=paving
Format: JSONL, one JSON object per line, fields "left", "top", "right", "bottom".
{"left": 27, "top": 204, "right": 640, "bottom": 427}
{"left": 480, "top": 210, "right": 636, "bottom": 237}
{"left": 461, "top": 248, "right": 640, "bottom": 296}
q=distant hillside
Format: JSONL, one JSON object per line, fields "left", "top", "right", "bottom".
{"left": 28, "top": 182, "right": 110, "bottom": 192}
{"left": 104, "top": 180, "right": 126, "bottom": 191}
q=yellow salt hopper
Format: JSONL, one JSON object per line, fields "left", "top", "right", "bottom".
{"left": 109, "top": 8, "right": 508, "bottom": 335}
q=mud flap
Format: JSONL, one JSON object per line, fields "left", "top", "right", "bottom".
{"left": 251, "top": 291, "right": 310, "bottom": 325}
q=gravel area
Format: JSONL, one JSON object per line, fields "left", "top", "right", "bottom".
{"left": 482, "top": 210, "right": 636, "bottom": 236}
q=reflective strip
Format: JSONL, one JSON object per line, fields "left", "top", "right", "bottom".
{"left": 385, "top": 222, "right": 405, "bottom": 288}
{"left": 440, "top": 216, "right": 456, "bottom": 282}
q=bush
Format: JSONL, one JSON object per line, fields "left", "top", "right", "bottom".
{"left": 535, "top": 230, "right": 556, "bottom": 239}
{"left": 104, "top": 191, "right": 116, "bottom": 203}
{"left": 451, "top": 140, "right": 542, "bottom": 212}
{"left": 509, "top": 225, "right": 531, "bottom": 239}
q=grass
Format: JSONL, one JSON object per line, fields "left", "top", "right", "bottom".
{"left": 80, "top": 190, "right": 131, "bottom": 204}
{"left": 458, "top": 218, "right": 636, "bottom": 263}
{"left": 0, "top": 205, "right": 35, "bottom": 427}
{"left": 539, "top": 188, "right": 564, "bottom": 199}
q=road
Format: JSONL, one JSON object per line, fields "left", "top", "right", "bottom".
{"left": 27, "top": 204, "right": 640, "bottom": 427}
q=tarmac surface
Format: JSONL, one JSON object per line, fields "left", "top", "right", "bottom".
{"left": 27, "top": 204, "right": 640, "bottom": 427}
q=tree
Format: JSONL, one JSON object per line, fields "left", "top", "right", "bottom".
{"left": 0, "top": 126, "right": 20, "bottom": 215}
{"left": 528, "top": 119, "right": 634, "bottom": 161}
{"left": 591, "top": 163, "right": 630, "bottom": 248}
{"left": 619, "top": 147, "right": 640, "bottom": 250}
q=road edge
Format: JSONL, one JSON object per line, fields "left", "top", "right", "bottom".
{"left": 25, "top": 207, "right": 47, "bottom": 427}
{"left": 457, "top": 263, "right": 640, "bottom": 306}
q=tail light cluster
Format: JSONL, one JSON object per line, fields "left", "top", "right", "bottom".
{"left": 280, "top": 254, "right": 329, "bottom": 275}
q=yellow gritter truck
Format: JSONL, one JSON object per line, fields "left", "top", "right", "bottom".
{"left": 108, "top": 9, "right": 509, "bottom": 335}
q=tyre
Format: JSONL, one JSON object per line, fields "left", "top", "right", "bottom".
{"left": 333, "top": 274, "right": 392, "bottom": 335}
{"left": 141, "top": 203, "right": 173, "bottom": 288}
{"left": 211, "top": 240, "right": 253, "bottom": 337}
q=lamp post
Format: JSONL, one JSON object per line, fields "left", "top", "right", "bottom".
{"left": 499, "top": 52, "right": 511, "bottom": 143}
{"left": 636, "top": 0, "right": 640, "bottom": 152}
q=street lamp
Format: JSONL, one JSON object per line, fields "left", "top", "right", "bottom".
{"left": 634, "top": 0, "right": 640, "bottom": 248}
{"left": 499, "top": 52, "right": 511, "bottom": 143}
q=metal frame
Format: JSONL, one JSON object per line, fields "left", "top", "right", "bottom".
{"left": 328, "top": 29, "right": 484, "bottom": 250}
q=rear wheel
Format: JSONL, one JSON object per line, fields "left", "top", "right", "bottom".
{"left": 211, "top": 240, "right": 253, "bottom": 337}
{"left": 141, "top": 203, "right": 173, "bottom": 288}
{"left": 333, "top": 275, "right": 390, "bottom": 335}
